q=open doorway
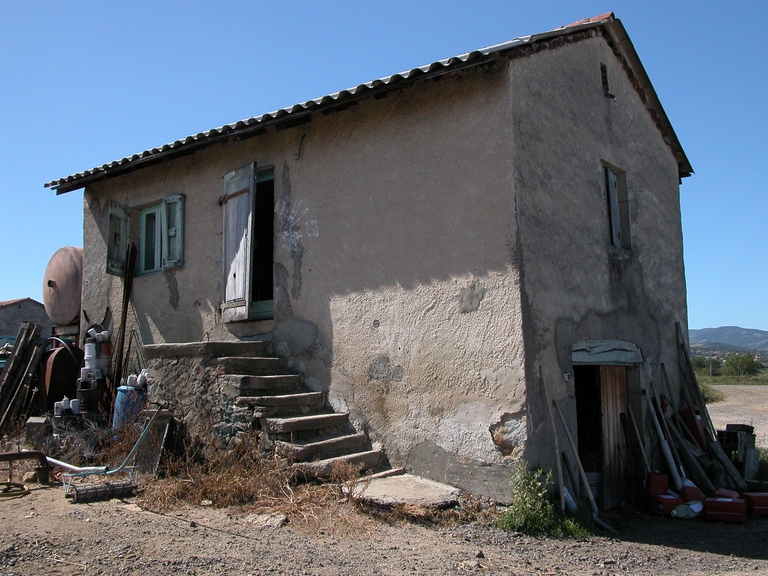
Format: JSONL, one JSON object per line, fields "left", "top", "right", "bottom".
{"left": 250, "top": 170, "right": 274, "bottom": 320}
{"left": 221, "top": 164, "right": 274, "bottom": 323}
{"left": 574, "top": 364, "right": 629, "bottom": 510}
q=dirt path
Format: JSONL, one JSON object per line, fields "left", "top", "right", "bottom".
{"left": 708, "top": 385, "right": 768, "bottom": 446}
{"left": 1, "top": 386, "right": 766, "bottom": 575}
{"left": 1, "top": 484, "right": 767, "bottom": 576}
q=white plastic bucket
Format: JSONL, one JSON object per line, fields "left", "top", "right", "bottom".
{"left": 84, "top": 342, "right": 97, "bottom": 359}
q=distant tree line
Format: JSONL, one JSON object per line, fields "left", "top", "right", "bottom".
{"left": 691, "top": 353, "right": 761, "bottom": 377}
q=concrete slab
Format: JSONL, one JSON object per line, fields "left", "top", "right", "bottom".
{"left": 352, "top": 474, "right": 461, "bottom": 507}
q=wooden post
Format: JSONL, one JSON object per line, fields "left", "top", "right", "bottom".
{"left": 540, "top": 366, "right": 565, "bottom": 513}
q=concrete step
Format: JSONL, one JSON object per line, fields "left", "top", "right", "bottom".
{"left": 218, "top": 356, "right": 290, "bottom": 375}
{"left": 235, "top": 392, "right": 323, "bottom": 416}
{"left": 292, "top": 450, "right": 383, "bottom": 479}
{"left": 217, "top": 356, "right": 290, "bottom": 376}
{"left": 275, "top": 431, "right": 368, "bottom": 461}
{"left": 234, "top": 374, "right": 307, "bottom": 395}
{"left": 265, "top": 412, "right": 349, "bottom": 434}
{"left": 236, "top": 391, "right": 322, "bottom": 408}
{"left": 144, "top": 340, "right": 271, "bottom": 360}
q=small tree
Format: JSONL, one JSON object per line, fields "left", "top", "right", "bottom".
{"left": 722, "top": 353, "right": 760, "bottom": 377}
{"left": 692, "top": 356, "right": 721, "bottom": 376}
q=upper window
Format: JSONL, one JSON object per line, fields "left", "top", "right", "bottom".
{"left": 107, "top": 203, "right": 128, "bottom": 275}
{"left": 138, "top": 195, "right": 185, "bottom": 275}
{"left": 604, "top": 165, "right": 631, "bottom": 250}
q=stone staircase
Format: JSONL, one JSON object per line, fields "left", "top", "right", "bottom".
{"left": 213, "top": 342, "right": 383, "bottom": 479}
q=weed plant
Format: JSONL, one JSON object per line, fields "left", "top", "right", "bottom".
{"left": 497, "top": 461, "right": 590, "bottom": 537}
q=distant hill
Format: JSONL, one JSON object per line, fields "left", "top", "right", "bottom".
{"left": 689, "top": 326, "right": 768, "bottom": 352}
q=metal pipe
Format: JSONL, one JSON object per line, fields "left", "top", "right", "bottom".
{"left": 642, "top": 388, "right": 683, "bottom": 491}
{"left": 552, "top": 399, "right": 617, "bottom": 534}
{"left": 42, "top": 455, "right": 107, "bottom": 475}
{"left": 46, "top": 337, "right": 78, "bottom": 365}
{"left": 104, "top": 406, "right": 164, "bottom": 476}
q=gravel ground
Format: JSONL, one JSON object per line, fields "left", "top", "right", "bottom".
{"left": 0, "top": 484, "right": 767, "bottom": 576}
{"left": 708, "top": 385, "right": 768, "bottom": 446}
{"left": 0, "top": 385, "right": 765, "bottom": 576}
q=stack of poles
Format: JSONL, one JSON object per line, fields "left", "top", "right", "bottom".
{"left": 0, "top": 322, "right": 45, "bottom": 433}
{"left": 631, "top": 322, "right": 745, "bottom": 497}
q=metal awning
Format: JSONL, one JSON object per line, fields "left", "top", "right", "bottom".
{"left": 572, "top": 339, "right": 643, "bottom": 366}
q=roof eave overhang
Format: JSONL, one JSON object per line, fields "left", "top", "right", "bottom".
{"left": 47, "top": 14, "right": 692, "bottom": 194}
{"left": 602, "top": 18, "right": 693, "bottom": 178}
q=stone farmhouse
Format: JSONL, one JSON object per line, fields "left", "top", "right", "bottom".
{"left": 47, "top": 13, "right": 692, "bottom": 503}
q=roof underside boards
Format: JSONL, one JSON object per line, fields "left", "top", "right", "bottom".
{"left": 46, "top": 13, "right": 692, "bottom": 194}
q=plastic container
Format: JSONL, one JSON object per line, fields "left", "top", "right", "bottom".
{"left": 712, "top": 488, "right": 740, "bottom": 499}
{"left": 585, "top": 472, "right": 602, "bottom": 498}
{"left": 112, "top": 386, "right": 148, "bottom": 431}
{"left": 743, "top": 493, "right": 768, "bottom": 517}
{"left": 136, "top": 369, "right": 149, "bottom": 388}
{"left": 704, "top": 497, "right": 747, "bottom": 523}
{"left": 651, "top": 494, "right": 683, "bottom": 516}
{"left": 646, "top": 473, "right": 669, "bottom": 497}
{"left": 679, "top": 484, "right": 705, "bottom": 503}
{"left": 70, "top": 399, "right": 80, "bottom": 414}
{"left": 671, "top": 500, "right": 703, "bottom": 519}
{"left": 84, "top": 341, "right": 97, "bottom": 359}
{"left": 98, "top": 341, "right": 113, "bottom": 358}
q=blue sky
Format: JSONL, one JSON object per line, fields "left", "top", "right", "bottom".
{"left": 1, "top": 1, "right": 766, "bottom": 330}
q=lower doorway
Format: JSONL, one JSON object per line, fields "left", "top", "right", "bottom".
{"left": 574, "top": 364, "right": 629, "bottom": 510}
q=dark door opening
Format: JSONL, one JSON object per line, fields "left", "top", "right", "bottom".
{"left": 250, "top": 170, "right": 274, "bottom": 320}
{"left": 574, "top": 364, "right": 628, "bottom": 510}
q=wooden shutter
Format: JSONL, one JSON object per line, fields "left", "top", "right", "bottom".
{"left": 221, "top": 164, "right": 255, "bottom": 322}
{"left": 161, "top": 194, "right": 184, "bottom": 269}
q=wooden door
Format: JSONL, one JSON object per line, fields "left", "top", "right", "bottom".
{"left": 600, "top": 365, "right": 628, "bottom": 510}
{"left": 221, "top": 164, "right": 255, "bottom": 322}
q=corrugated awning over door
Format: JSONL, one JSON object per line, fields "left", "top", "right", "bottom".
{"left": 572, "top": 339, "right": 643, "bottom": 366}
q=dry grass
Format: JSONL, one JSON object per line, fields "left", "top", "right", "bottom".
{"left": 361, "top": 494, "right": 500, "bottom": 527}
{"left": 140, "top": 436, "right": 369, "bottom": 522}
{"left": 139, "top": 437, "right": 496, "bottom": 533}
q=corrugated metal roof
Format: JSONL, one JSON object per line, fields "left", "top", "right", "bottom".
{"left": 46, "top": 13, "right": 691, "bottom": 193}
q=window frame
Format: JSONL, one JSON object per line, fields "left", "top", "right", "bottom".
{"left": 107, "top": 202, "right": 128, "bottom": 276}
{"left": 139, "top": 204, "right": 162, "bottom": 275}
{"left": 603, "top": 163, "right": 631, "bottom": 251}
{"left": 137, "top": 194, "right": 185, "bottom": 275}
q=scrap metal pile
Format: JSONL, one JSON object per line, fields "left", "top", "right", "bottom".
{"left": 638, "top": 324, "right": 766, "bottom": 523}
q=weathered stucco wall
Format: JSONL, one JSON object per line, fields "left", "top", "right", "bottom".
{"left": 79, "top": 34, "right": 690, "bottom": 498}
{"left": 81, "top": 63, "right": 526, "bottom": 498}
{"left": 508, "top": 36, "right": 689, "bottom": 472}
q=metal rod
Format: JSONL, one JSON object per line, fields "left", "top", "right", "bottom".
{"left": 552, "top": 398, "right": 617, "bottom": 534}
{"left": 627, "top": 404, "right": 650, "bottom": 474}
{"left": 642, "top": 388, "right": 683, "bottom": 490}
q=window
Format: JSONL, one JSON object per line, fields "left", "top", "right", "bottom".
{"left": 138, "top": 195, "right": 185, "bottom": 274}
{"left": 604, "top": 165, "right": 631, "bottom": 250}
{"left": 107, "top": 203, "right": 128, "bottom": 275}
{"left": 600, "top": 63, "right": 615, "bottom": 99}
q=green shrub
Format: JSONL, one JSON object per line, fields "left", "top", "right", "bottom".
{"left": 497, "top": 461, "right": 590, "bottom": 537}
{"left": 700, "top": 381, "right": 725, "bottom": 404}
{"left": 722, "top": 353, "right": 760, "bottom": 376}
